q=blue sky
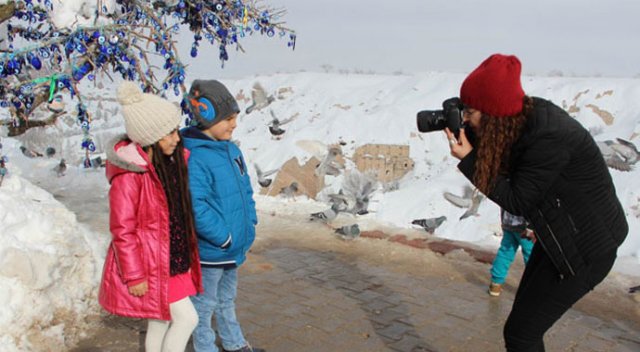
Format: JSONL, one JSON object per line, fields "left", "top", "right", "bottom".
{"left": 180, "top": 0, "right": 640, "bottom": 78}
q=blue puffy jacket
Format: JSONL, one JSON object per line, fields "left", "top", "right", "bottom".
{"left": 181, "top": 127, "right": 257, "bottom": 266}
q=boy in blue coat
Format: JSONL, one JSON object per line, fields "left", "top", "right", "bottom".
{"left": 182, "top": 80, "right": 261, "bottom": 352}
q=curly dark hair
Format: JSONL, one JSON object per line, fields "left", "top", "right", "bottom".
{"left": 473, "top": 96, "right": 533, "bottom": 194}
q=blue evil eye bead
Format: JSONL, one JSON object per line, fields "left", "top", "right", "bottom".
{"left": 214, "top": 3, "right": 224, "bottom": 12}
{"left": 72, "top": 62, "right": 93, "bottom": 81}
{"left": 267, "top": 28, "right": 275, "bottom": 37}
{"left": 109, "top": 34, "right": 119, "bottom": 44}
{"left": 190, "top": 47, "right": 198, "bottom": 57}
{"left": 88, "top": 74, "right": 95, "bottom": 81}
{"left": 98, "top": 36, "right": 105, "bottom": 44}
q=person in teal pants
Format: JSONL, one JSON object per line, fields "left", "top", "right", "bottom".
{"left": 489, "top": 209, "right": 534, "bottom": 296}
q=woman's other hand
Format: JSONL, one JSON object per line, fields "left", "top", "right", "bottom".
{"left": 445, "top": 127, "right": 473, "bottom": 160}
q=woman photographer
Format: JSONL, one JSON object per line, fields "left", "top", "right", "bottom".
{"left": 445, "top": 54, "right": 628, "bottom": 351}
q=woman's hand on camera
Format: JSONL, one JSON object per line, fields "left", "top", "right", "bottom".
{"left": 444, "top": 128, "right": 473, "bottom": 160}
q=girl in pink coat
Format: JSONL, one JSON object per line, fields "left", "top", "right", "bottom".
{"left": 99, "top": 81, "right": 203, "bottom": 352}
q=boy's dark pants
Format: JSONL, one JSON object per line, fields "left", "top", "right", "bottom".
{"left": 504, "top": 243, "right": 616, "bottom": 352}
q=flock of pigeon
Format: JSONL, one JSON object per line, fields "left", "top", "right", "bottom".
{"left": 11, "top": 82, "right": 640, "bottom": 240}
{"left": 18, "top": 144, "right": 105, "bottom": 177}
{"left": 242, "top": 82, "right": 640, "bottom": 240}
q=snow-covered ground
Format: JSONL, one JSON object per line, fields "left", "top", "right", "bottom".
{"left": 1, "top": 71, "right": 639, "bottom": 350}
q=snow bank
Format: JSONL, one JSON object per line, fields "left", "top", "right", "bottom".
{"left": 0, "top": 140, "right": 106, "bottom": 351}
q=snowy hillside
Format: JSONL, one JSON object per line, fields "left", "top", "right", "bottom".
{"left": 5, "top": 71, "right": 640, "bottom": 257}
{"left": 1, "top": 71, "right": 639, "bottom": 349}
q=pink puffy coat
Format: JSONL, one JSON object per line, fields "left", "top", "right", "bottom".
{"left": 99, "top": 136, "right": 202, "bottom": 320}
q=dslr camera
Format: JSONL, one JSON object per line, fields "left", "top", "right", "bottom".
{"left": 416, "top": 97, "right": 464, "bottom": 138}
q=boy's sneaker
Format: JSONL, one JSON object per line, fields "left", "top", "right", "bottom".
{"left": 488, "top": 282, "right": 502, "bottom": 297}
{"left": 223, "top": 345, "right": 265, "bottom": 352}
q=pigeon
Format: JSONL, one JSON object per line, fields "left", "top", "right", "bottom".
{"left": 443, "top": 191, "right": 472, "bottom": 209}
{"left": 335, "top": 224, "right": 361, "bottom": 240}
{"left": 382, "top": 181, "right": 400, "bottom": 193}
{"left": 597, "top": 138, "right": 640, "bottom": 171}
{"left": 20, "top": 146, "right": 43, "bottom": 158}
{"left": 245, "top": 82, "right": 275, "bottom": 114}
{"left": 630, "top": 285, "right": 640, "bottom": 294}
{"left": 45, "top": 147, "right": 56, "bottom": 158}
{"left": 610, "top": 138, "right": 640, "bottom": 164}
{"left": 459, "top": 189, "right": 484, "bottom": 220}
{"left": 279, "top": 182, "right": 299, "bottom": 199}
{"left": 412, "top": 216, "right": 447, "bottom": 233}
{"left": 443, "top": 187, "right": 484, "bottom": 220}
{"left": 268, "top": 110, "right": 296, "bottom": 139}
{"left": 315, "top": 146, "right": 344, "bottom": 177}
{"left": 327, "top": 190, "right": 353, "bottom": 212}
{"left": 53, "top": 158, "right": 67, "bottom": 177}
{"left": 309, "top": 203, "right": 341, "bottom": 223}
{"left": 91, "top": 156, "right": 105, "bottom": 169}
{"left": 339, "top": 170, "right": 377, "bottom": 215}
{"left": 255, "top": 163, "right": 279, "bottom": 188}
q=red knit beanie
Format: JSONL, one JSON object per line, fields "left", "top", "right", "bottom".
{"left": 460, "top": 54, "right": 525, "bottom": 117}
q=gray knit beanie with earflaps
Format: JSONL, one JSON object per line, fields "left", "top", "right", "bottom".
{"left": 187, "top": 79, "right": 240, "bottom": 130}
{"left": 117, "top": 81, "right": 182, "bottom": 146}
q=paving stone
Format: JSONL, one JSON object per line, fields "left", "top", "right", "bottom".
{"left": 72, "top": 241, "right": 640, "bottom": 352}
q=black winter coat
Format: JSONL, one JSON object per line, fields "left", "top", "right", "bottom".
{"left": 458, "top": 98, "right": 628, "bottom": 279}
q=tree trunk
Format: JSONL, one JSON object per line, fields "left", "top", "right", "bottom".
{"left": 0, "top": 2, "right": 15, "bottom": 24}
{"left": 2, "top": 91, "right": 62, "bottom": 136}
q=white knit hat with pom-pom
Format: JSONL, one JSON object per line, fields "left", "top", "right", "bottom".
{"left": 117, "top": 81, "right": 182, "bottom": 146}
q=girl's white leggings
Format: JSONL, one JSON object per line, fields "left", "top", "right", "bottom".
{"left": 145, "top": 297, "right": 199, "bottom": 352}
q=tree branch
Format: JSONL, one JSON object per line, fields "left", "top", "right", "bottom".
{"left": 0, "top": 2, "right": 15, "bottom": 25}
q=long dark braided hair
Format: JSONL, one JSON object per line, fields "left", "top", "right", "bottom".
{"left": 146, "top": 138, "right": 199, "bottom": 268}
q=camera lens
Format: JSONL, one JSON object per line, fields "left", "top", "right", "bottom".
{"left": 416, "top": 110, "right": 446, "bottom": 133}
